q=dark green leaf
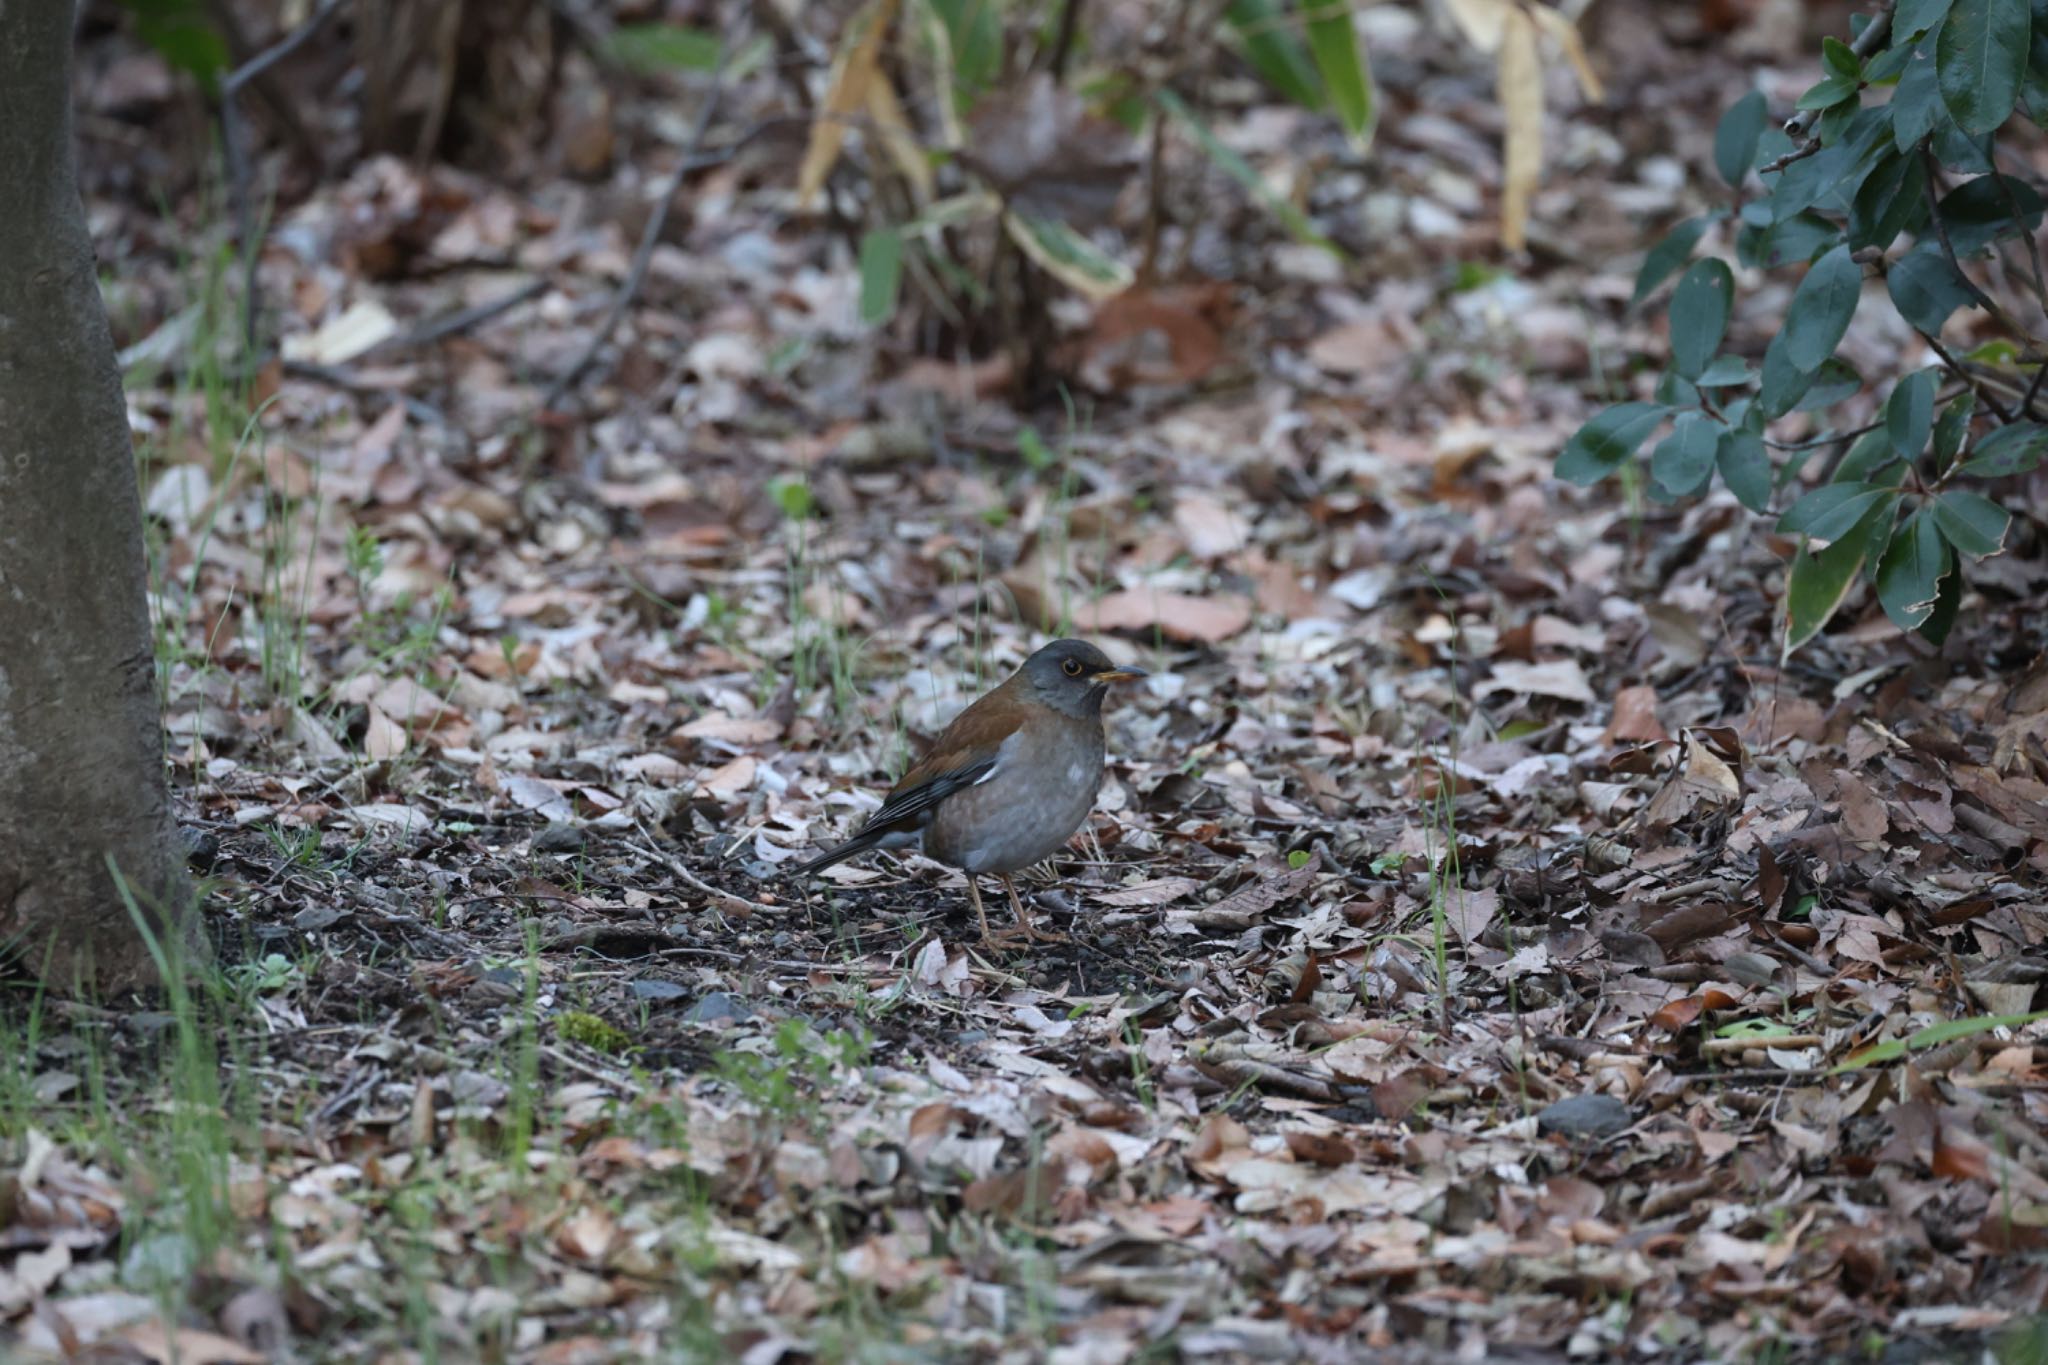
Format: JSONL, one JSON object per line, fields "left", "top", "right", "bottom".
{"left": 1798, "top": 74, "right": 1862, "bottom": 109}
{"left": 1931, "top": 120, "right": 1998, "bottom": 170}
{"left": 1823, "top": 35, "right": 1864, "bottom": 78}
{"left": 1936, "top": 0, "right": 2030, "bottom": 134}
{"left": 1652, "top": 412, "right": 1725, "bottom": 497}
{"left": 1742, "top": 212, "right": 1845, "bottom": 271}
{"left": 1876, "top": 509, "right": 1949, "bottom": 628}
{"left": 1785, "top": 498, "right": 1897, "bottom": 649}
{"left": 1918, "top": 540, "right": 1963, "bottom": 642}
{"left": 1817, "top": 99, "right": 1860, "bottom": 145}
{"left": 1225, "top": 0, "right": 1324, "bottom": 110}
{"left": 1931, "top": 489, "right": 2011, "bottom": 555}
{"left": 1794, "top": 357, "right": 1864, "bottom": 412}
{"left": 1895, "top": 0, "right": 1956, "bottom": 38}
{"left": 930, "top": 0, "right": 1003, "bottom": 94}
{"left": 1783, "top": 245, "right": 1864, "bottom": 371}
{"left": 1888, "top": 243, "right": 1979, "bottom": 332}
{"left": 1866, "top": 41, "right": 1919, "bottom": 83}
{"left": 1632, "top": 216, "right": 1713, "bottom": 306}
{"left": 1759, "top": 334, "right": 1819, "bottom": 416}
{"left": 1655, "top": 372, "right": 1701, "bottom": 408}
{"left": 1770, "top": 108, "right": 1890, "bottom": 221}
{"left": 1779, "top": 482, "right": 1891, "bottom": 539}
{"left": 1555, "top": 403, "right": 1669, "bottom": 485}
{"left": 1715, "top": 91, "right": 1768, "bottom": 187}
{"left": 857, "top": 229, "right": 903, "bottom": 327}
{"left": 1848, "top": 150, "right": 1929, "bottom": 251}
{"left": 1836, "top": 428, "right": 1905, "bottom": 484}
{"left": 1668, "top": 259, "right": 1734, "bottom": 380}
{"left": 1932, "top": 174, "right": 2046, "bottom": 255}
{"left": 1932, "top": 392, "right": 1976, "bottom": 465}
{"left": 1887, "top": 369, "right": 1938, "bottom": 457}
{"left": 1304, "top": 1, "right": 1376, "bottom": 139}
{"left": 1718, "top": 429, "right": 1773, "bottom": 511}
{"left": 1961, "top": 419, "right": 2048, "bottom": 475}
{"left": 1893, "top": 51, "right": 1948, "bottom": 148}
{"left": 1697, "top": 355, "right": 1755, "bottom": 387}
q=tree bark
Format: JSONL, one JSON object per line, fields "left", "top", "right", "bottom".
{"left": 0, "top": 0, "right": 192, "bottom": 992}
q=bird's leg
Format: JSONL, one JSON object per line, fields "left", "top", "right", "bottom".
{"left": 965, "top": 877, "right": 995, "bottom": 945}
{"left": 1002, "top": 874, "right": 1067, "bottom": 943}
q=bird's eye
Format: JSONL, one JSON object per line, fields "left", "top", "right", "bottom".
{"left": 1062, "top": 658, "right": 1084, "bottom": 676}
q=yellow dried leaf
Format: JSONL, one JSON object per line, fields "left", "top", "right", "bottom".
{"left": 1528, "top": 3, "right": 1604, "bottom": 101}
{"left": 795, "top": 0, "right": 902, "bottom": 208}
{"left": 1442, "top": 0, "right": 1511, "bottom": 54}
{"left": 866, "top": 72, "right": 934, "bottom": 202}
{"left": 1497, "top": 5, "right": 1542, "bottom": 251}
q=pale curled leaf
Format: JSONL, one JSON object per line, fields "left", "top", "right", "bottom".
{"left": 795, "top": 0, "right": 902, "bottom": 209}
{"left": 865, "top": 72, "right": 933, "bottom": 202}
{"left": 1001, "top": 212, "right": 1133, "bottom": 300}
{"left": 1526, "top": 3, "right": 1604, "bottom": 101}
{"left": 1497, "top": 6, "right": 1542, "bottom": 251}
{"left": 1442, "top": 0, "right": 1511, "bottom": 53}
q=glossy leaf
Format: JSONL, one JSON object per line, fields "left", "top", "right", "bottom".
{"left": 1715, "top": 90, "right": 1768, "bottom": 186}
{"left": 1778, "top": 482, "right": 1891, "bottom": 540}
{"left": 1932, "top": 392, "right": 1975, "bottom": 466}
{"left": 1717, "top": 429, "right": 1772, "bottom": 512}
{"left": 1932, "top": 173, "right": 2046, "bottom": 256}
{"left": 1918, "top": 543, "right": 1963, "bottom": 642}
{"left": 1696, "top": 355, "right": 1755, "bottom": 388}
{"left": 1875, "top": 509, "right": 1948, "bottom": 629}
{"left": 1891, "top": 51, "right": 1947, "bottom": 149}
{"left": 1961, "top": 419, "right": 2048, "bottom": 476}
{"left": 1785, "top": 498, "right": 1895, "bottom": 651}
{"left": 1888, "top": 243, "right": 1978, "bottom": 333}
{"left": 1931, "top": 489, "right": 2011, "bottom": 555}
{"left": 1793, "top": 357, "right": 1864, "bottom": 412}
{"left": 1555, "top": 403, "right": 1668, "bottom": 484}
{"left": 1668, "top": 259, "right": 1733, "bottom": 379}
{"left": 1848, "top": 150, "right": 1928, "bottom": 251}
{"left": 1782, "top": 244, "right": 1863, "bottom": 371}
{"left": 1936, "top": 0, "right": 2030, "bottom": 135}
{"left": 1633, "top": 216, "right": 1712, "bottom": 306}
{"left": 1798, "top": 74, "right": 1861, "bottom": 110}
{"left": 1652, "top": 412, "right": 1724, "bottom": 497}
{"left": 1886, "top": 369, "right": 1937, "bottom": 457}
{"left": 1835, "top": 428, "right": 1906, "bottom": 485}
{"left": 1759, "top": 333, "right": 1820, "bottom": 416}
{"left": 1893, "top": 0, "right": 1955, "bottom": 38}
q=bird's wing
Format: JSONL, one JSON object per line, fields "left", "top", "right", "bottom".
{"left": 857, "top": 688, "right": 1021, "bottom": 835}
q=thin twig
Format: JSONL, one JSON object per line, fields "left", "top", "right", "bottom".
{"left": 220, "top": 0, "right": 348, "bottom": 360}
{"left": 542, "top": 41, "right": 735, "bottom": 410}
{"left": 1758, "top": 2, "right": 1896, "bottom": 177}
{"left": 367, "top": 278, "right": 549, "bottom": 356}
{"left": 281, "top": 361, "right": 449, "bottom": 426}
{"left": 626, "top": 836, "right": 788, "bottom": 918}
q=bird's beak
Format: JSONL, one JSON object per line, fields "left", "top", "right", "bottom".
{"left": 1091, "top": 666, "right": 1147, "bottom": 684}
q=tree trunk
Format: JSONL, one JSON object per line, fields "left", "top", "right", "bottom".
{"left": 0, "top": 0, "right": 192, "bottom": 992}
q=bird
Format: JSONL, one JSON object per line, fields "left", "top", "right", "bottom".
{"left": 788, "top": 639, "right": 1146, "bottom": 945}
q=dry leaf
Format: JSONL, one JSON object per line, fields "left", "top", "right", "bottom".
{"left": 1094, "top": 876, "right": 1202, "bottom": 908}
{"left": 1172, "top": 493, "right": 1250, "bottom": 559}
{"left": 1078, "top": 589, "right": 1252, "bottom": 644}
{"left": 795, "top": 0, "right": 902, "bottom": 208}
{"left": 1497, "top": 6, "right": 1542, "bottom": 252}
{"left": 364, "top": 704, "right": 407, "bottom": 760}
{"left": 1479, "top": 659, "right": 1596, "bottom": 703}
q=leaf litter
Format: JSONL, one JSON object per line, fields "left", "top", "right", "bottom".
{"left": 9, "top": 2, "right": 2048, "bottom": 1362}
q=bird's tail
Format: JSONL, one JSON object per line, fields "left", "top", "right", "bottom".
{"left": 785, "top": 833, "right": 879, "bottom": 880}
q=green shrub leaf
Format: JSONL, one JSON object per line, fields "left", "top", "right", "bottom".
{"left": 1668, "top": 259, "right": 1734, "bottom": 379}
{"left": 1715, "top": 91, "right": 1768, "bottom": 186}
{"left": 1932, "top": 391, "right": 1975, "bottom": 466}
{"left": 1961, "top": 419, "right": 2048, "bottom": 476}
{"left": 1932, "top": 173, "right": 2046, "bottom": 256}
{"left": 1886, "top": 369, "right": 1938, "bottom": 457}
{"left": 1891, "top": 51, "right": 1948, "bottom": 149}
{"left": 1930, "top": 490, "right": 2010, "bottom": 556}
{"left": 1696, "top": 355, "right": 1755, "bottom": 388}
{"left": 1782, "top": 244, "right": 1863, "bottom": 370}
{"left": 1633, "top": 216, "right": 1713, "bottom": 306}
{"left": 1848, "top": 150, "right": 1928, "bottom": 250}
{"left": 1717, "top": 430, "right": 1772, "bottom": 511}
{"left": 1778, "top": 482, "right": 1890, "bottom": 539}
{"left": 1894, "top": 0, "right": 1956, "bottom": 40}
{"left": 1936, "top": 0, "right": 2030, "bottom": 135}
{"left": 1875, "top": 509, "right": 1948, "bottom": 629}
{"left": 1887, "top": 243, "right": 1979, "bottom": 333}
{"left": 1652, "top": 413, "right": 1725, "bottom": 497}
{"left": 1785, "top": 497, "right": 1896, "bottom": 650}
{"left": 1555, "top": 403, "right": 1668, "bottom": 485}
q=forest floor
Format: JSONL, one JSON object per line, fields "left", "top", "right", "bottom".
{"left": 6, "top": 1, "right": 2048, "bottom": 1362}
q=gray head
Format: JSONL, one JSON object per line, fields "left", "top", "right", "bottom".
{"left": 1015, "top": 638, "right": 1147, "bottom": 718}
